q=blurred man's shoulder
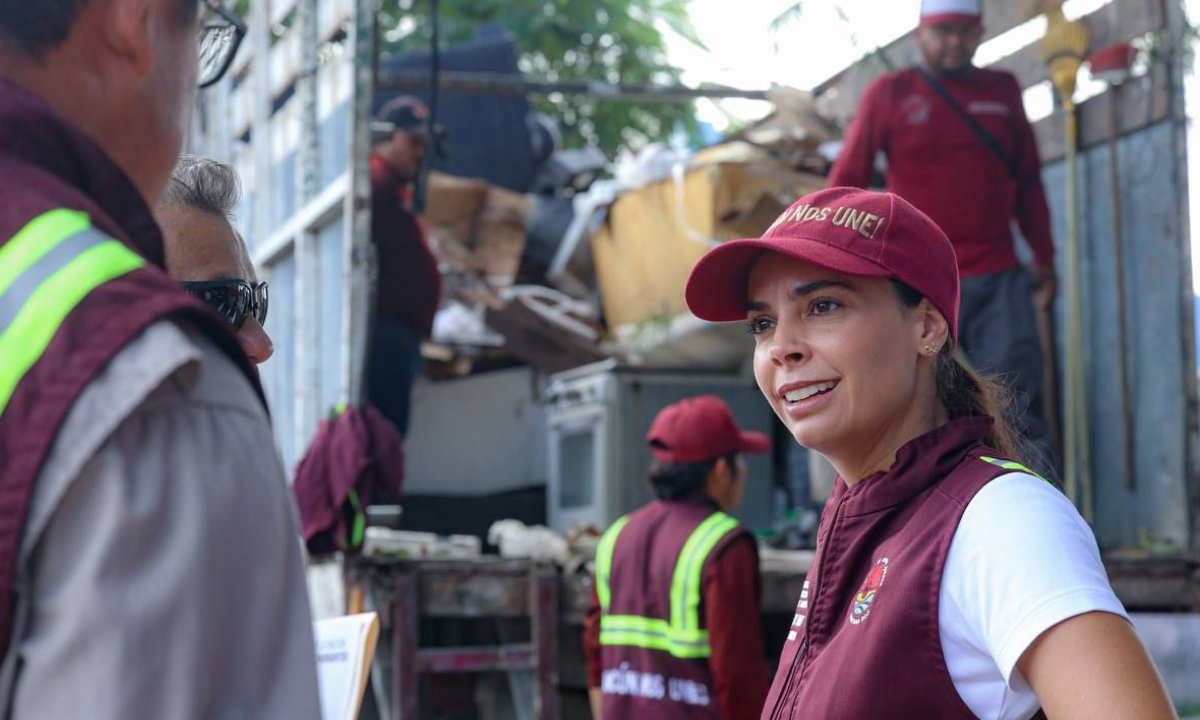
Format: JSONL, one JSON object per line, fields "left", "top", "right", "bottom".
{"left": 138, "top": 318, "right": 267, "bottom": 421}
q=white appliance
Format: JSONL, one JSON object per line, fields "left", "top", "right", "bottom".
{"left": 544, "top": 360, "right": 778, "bottom": 533}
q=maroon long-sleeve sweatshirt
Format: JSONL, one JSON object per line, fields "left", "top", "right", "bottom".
{"left": 827, "top": 66, "right": 1054, "bottom": 278}
{"left": 370, "top": 154, "right": 441, "bottom": 336}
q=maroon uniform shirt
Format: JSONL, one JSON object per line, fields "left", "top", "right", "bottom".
{"left": 370, "top": 153, "right": 441, "bottom": 336}
{"left": 828, "top": 67, "right": 1054, "bottom": 278}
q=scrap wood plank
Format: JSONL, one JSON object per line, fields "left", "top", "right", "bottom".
{"left": 416, "top": 645, "right": 535, "bottom": 673}
{"left": 357, "top": 558, "right": 541, "bottom": 618}
{"left": 1104, "top": 554, "right": 1200, "bottom": 610}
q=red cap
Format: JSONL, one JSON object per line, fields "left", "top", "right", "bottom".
{"left": 646, "top": 395, "right": 771, "bottom": 465}
{"left": 685, "top": 187, "right": 961, "bottom": 343}
{"left": 920, "top": 0, "right": 982, "bottom": 26}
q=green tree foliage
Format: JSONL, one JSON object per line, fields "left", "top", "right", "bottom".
{"left": 377, "top": 0, "right": 703, "bottom": 156}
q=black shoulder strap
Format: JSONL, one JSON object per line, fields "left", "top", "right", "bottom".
{"left": 914, "top": 66, "right": 1018, "bottom": 180}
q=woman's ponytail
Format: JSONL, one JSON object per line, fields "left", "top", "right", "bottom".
{"left": 891, "top": 278, "right": 1033, "bottom": 466}
{"left": 933, "top": 352, "right": 1023, "bottom": 460}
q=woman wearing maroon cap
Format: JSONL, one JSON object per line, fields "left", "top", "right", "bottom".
{"left": 582, "top": 395, "right": 772, "bottom": 720}
{"left": 685, "top": 187, "right": 1174, "bottom": 720}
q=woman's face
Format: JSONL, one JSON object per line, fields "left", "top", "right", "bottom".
{"left": 746, "top": 253, "right": 943, "bottom": 472}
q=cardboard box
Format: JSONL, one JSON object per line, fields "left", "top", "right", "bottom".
{"left": 424, "top": 172, "right": 489, "bottom": 272}
{"left": 424, "top": 173, "right": 532, "bottom": 285}
{"left": 590, "top": 162, "right": 825, "bottom": 330}
{"left": 474, "top": 186, "right": 533, "bottom": 283}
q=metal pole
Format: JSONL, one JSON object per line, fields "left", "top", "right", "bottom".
{"left": 1105, "top": 85, "right": 1135, "bottom": 490}
{"left": 411, "top": 0, "right": 440, "bottom": 214}
{"left": 250, "top": 0, "right": 273, "bottom": 250}
{"left": 532, "top": 570, "right": 560, "bottom": 720}
{"left": 342, "top": 0, "right": 379, "bottom": 407}
{"left": 1163, "top": 0, "right": 1200, "bottom": 554}
{"left": 1063, "top": 99, "right": 1094, "bottom": 520}
{"left": 375, "top": 70, "right": 771, "bottom": 103}
{"left": 295, "top": 0, "right": 322, "bottom": 443}
{"left": 296, "top": 0, "right": 321, "bottom": 203}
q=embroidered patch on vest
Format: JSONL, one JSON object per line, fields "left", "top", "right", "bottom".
{"left": 848, "top": 557, "right": 889, "bottom": 625}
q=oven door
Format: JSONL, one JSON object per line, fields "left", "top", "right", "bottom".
{"left": 547, "top": 404, "right": 608, "bottom": 532}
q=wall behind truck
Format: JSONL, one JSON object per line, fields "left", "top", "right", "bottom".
{"left": 1043, "top": 119, "right": 1194, "bottom": 550}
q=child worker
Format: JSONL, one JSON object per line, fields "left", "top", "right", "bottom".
{"left": 582, "top": 395, "right": 773, "bottom": 720}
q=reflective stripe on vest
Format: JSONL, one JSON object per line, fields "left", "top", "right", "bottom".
{"left": 595, "top": 510, "right": 741, "bottom": 659}
{"left": 980, "top": 455, "right": 1046, "bottom": 482}
{"left": 0, "top": 209, "right": 145, "bottom": 417}
{"left": 595, "top": 514, "right": 630, "bottom": 611}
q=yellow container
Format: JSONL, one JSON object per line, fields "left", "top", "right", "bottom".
{"left": 591, "top": 162, "right": 824, "bottom": 330}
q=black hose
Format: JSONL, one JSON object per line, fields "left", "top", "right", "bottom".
{"left": 412, "top": 0, "right": 440, "bottom": 213}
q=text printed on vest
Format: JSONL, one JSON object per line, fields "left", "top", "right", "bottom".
{"left": 601, "top": 663, "right": 712, "bottom": 707}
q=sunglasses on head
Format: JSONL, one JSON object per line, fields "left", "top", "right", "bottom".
{"left": 181, "top": 278, "right": 268, "bottom": 329}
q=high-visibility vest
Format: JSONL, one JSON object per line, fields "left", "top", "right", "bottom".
{"left": 0, "top": 209, "right": 145, "bottom": 415}
{"left": 0, "top": 207, "right": 261, "bottom": 656}
{"left": 595, "top": 510, "right": 741, "bottom": 660}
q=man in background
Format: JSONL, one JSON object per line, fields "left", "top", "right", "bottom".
{"left": 368, "top": 95, "right": 441, "bottom": 440}
{"left": 828, "top": 0, "right": 1057, "bottom": 469}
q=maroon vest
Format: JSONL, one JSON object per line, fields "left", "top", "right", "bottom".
{"left": 0, "top": 81, "right": 262, "bottom": 655}
{"left": 601, "top": 498, "right": 751, "bottom": 720}
{"left": 761, "top": 418, "right": 1038, "bottom": 720}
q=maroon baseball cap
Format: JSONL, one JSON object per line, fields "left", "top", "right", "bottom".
{"left": 685, "top": 187, "right": 961, "bottom": 343}
{"left": 646, "top": 395, "right": 771, "bottom": 465}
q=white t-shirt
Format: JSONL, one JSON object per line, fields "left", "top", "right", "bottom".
{"left": 939, "top": 472, "right": 1129, "bottom": 720}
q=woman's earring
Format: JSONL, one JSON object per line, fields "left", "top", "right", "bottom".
{"left": 924, "top": 344, "right": 939, "bottom": 356}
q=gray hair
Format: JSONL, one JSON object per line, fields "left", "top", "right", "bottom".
{"left": 162, "top": 154, "right": 242, "bottom": 220}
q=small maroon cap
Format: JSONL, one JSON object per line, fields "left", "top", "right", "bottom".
{"left": 646, "top": 395, "right": 771, "bottom": 465}
{"left": 685, "top": 187, "right": 961, "bottom": 343}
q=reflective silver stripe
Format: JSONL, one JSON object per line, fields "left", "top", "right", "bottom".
{"left": 0, "top": 228, "right": 113, "bottom": 337}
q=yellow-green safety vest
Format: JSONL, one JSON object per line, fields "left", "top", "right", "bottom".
{"left": 594, "top": 511, "right": 741, "bottom": 660}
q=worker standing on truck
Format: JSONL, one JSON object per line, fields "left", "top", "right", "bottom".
{"left": 0, "top": 1, "right": 320, "bottom": 718}
{"left": 368, "top": 95, "right": 441, "bottom": 445}
{"left": 684, "top": 186, "right": 1175, "bottom": 720}
{"left": 827, "top": 0, "right": 1056, "bottom": 473}
{"left": 582, "top": 395, "right": 771, "bottom": 720}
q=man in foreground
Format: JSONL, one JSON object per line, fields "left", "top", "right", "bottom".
{"left": 0, "top": 1, "right": 319, "bottom": 717}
